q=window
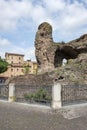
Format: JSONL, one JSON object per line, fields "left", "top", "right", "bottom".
{"left": 11, "top": 68, "right": 13, "bottom": 72}
{"left": 11, "top": 56, "right": 13, "bottom": 59}
{"left": 21, "top": 69, "right": 24, "bottom": 72}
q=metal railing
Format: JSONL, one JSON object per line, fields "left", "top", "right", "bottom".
{"left": 15, "top": 85, "right": 52, "bottom": 106}
{"left": 1, "top": 82, "right": 87, "bottom": 108}
{"left": 0, "top": 84, "right": 8, "bottom": 100}
{"left": 62, "top": 85, "right": 87, "bottom": 105}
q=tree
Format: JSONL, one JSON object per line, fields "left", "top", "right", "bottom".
{"left": 0, "top": 57, "right": 8, "bottom": 73}
{"left": 23, "top": 65, "right": 30, "bottom": 74}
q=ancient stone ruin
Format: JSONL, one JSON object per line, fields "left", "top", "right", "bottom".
{"left": 35, "top": 22, "right": 87, "bottom": 73}
{"left": 10, "top": 22, "right": 87, "bottom": 85}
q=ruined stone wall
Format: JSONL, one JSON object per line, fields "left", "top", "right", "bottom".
{"left": 35, "top": 22, "right": 55, "bottom": 72}
{"left": 35, "top": 22, "right": 64, "bottom": 72}
{"left": 35, "top": 22, "right": 87, "bottom": 73}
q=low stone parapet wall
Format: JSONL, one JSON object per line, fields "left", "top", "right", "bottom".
{"left": 0, "top": 83, "right": 87, "bottom": 109}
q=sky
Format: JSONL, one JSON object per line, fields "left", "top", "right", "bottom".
{"left": 0, "top": 0, "right": 87, "bottom": 61}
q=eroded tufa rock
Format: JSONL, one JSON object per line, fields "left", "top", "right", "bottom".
{"left": 35, "top": 22, "right": 87, "bottom": 74}
{"left": 35, "top": 22, "right": 55, "bottom": 72}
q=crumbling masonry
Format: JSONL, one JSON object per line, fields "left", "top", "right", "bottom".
{"left": 35, "top": 22, "right": 87, "bottom": 73}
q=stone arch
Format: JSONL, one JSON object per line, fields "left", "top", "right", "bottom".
{"left": 54, "top": 49, "right": 69, "bottom": 68}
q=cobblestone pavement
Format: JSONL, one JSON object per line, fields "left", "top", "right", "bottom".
{"left": 0, "top": 101, "right": 87, "bottom": 130}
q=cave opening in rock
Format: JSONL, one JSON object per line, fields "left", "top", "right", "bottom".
{"left": 62, "top": 58, "right": 67, "bottom": 66}
{"left": 54, "top": 49, "right": 64, "bottom": 68}
{"left": 54, "top": 49, "right": 69, "bottom": 68}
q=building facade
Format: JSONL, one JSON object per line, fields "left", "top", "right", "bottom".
{"left": 0, "top": 53, "right": 37, "bottom": 78}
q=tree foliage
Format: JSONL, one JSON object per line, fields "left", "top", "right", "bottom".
{"left": 23, "top": 65, "right": 30, "bottom": 74}
{"left": 0, "top": 57, "right": 8, "bottom": 73}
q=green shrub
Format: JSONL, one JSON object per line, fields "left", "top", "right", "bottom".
{"left": 0, "top": 57, "right": 8, "bottom": 73}
{"left": 24, "top": 88, "right": 51, "bottom": 102}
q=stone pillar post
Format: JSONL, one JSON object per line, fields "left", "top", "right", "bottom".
{"left": 8, "top": 83, "right": 16, "bottom": 102}
{"left": 52, "top": 83, "right": 62, "bottom": 109}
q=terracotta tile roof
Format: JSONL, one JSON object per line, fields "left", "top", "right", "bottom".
{"left": 5, "top": 52, "right": 24, "bottom": 57}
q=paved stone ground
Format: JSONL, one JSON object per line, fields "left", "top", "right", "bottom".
{"left": 0, "top": 101, "right": 87, "bottom": 130}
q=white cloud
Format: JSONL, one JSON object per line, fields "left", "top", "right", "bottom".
{"left": 62, "top": 1, "right": 87, "bottom": 29}
{"left": 9, "top": 45, "right": 35, "bottom": 61}
{"left": 0, "top": 0, "right": 87, "bottom": 35}
{"left": 32, "top": 5, "right": 48, "bottom": 23}
{"left": 43, "top": 0, "right": 66, "bottom": 12}
{"left": 0, "top": 0, "right": 32, "bottom": 31}
{"left": 0, "top": 37, "right": 35, "bottom": 60}
{"left": 48, "top": 0, "right": 87, "bottom": 40}
{"left": 0, "top": 0, "right": 87, "bottom": 59}
{"left": 0, "top": 37, "right": 11, "bottom": 46}
{"left": 24, "top": 47, "right": 35, "bottom": 61}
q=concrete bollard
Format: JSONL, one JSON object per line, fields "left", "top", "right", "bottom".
{"left": 8, "top": 83, "right": 16, "bottom": 102}
{"left": 52, "top": 83, "right": 62, "bottom": 109}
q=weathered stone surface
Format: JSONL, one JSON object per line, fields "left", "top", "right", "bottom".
{"left": 35, "top": 22, "right": 65, "bottom": 73}
{"left": 10, "top": 74, "right": 53, "bottom": 86}
{"left": 35, "top": 22, "right": 87, "bottom": 73}
{"left": 35, "top": 22, "right": 56, "bottom": 72}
